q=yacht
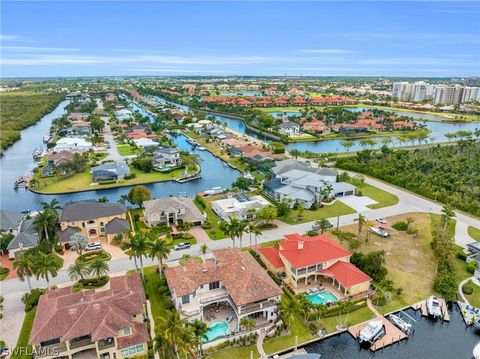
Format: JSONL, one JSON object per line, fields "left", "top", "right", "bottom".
{"left": 426, "top": 296, "right": 442, "bottom": 319}
{"left": 358, "top": 320, "right": 385, "bottom": 345}
{"left": 388, "top": 314, "right": 412, "bottom": 334}
{"left": 203, "top": 187, "right": 225, "bottom": 196}
{"left": 197, "top": 146, "right": 206, "bottom": 151}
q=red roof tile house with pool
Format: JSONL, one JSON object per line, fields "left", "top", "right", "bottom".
{"left": 258, "top": 233, "right": 372, "bottom": 298}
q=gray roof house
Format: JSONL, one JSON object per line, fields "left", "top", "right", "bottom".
{"left": 0, "top": 210, "right": 24, "bottom": 234}
{"left": 144, "top": 197, "right": 204, "bottom": 226}
{"left": 105, "top": 218, "right": 130, "bottom": 236}
{"left": 57, "top": 226, "right": 81, "bottom": 243}
{"left": 152, "top": 147, "right": 181, "bottom": 168}
{"left": 92, "top": 162, "right": 130, "bottom": 183}
{"left": 7, "top": 217, "right": 40, "bottom": 259}
{"left": 59, "top": 201, "right": 127, "bottom": 223}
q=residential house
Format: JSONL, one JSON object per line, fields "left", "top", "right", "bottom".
{"left": 67, "top": 112, "right": 90, "bottom": 122}
{"left": 58, "top": 201, "right": 129, "bottom": 242}
{"left": 278, "top": 122, "right": 300, "bottom": 136}
{"left": 0, "top": 210, "right": 24, "bottom": 235}
{"left": 132, "top": 138, "right": 158, "bottom": 148}
{"left": 302, "top": 120, "right": 330, "bottom": 135}
{"left": 66, "top": 121, "right": 92, "bottom": 137}
{"left": 92, "top": 162, "right": 130, "bottom": 183}
{"left": 53, "top": 137, "right": 92, "bottom": 152}
{"left": 164, "top": 248, "right": 283, "bottom": 335}
{"left": 6, "top": 215, "right": 40, "bottom": 259}
{"left": 41, "top": 151, "right": 78, "bottom": 177}
{"left": 115, "top": 109, "right": 133, "bottom": 121}
{"left": 29, "top": 274, "right": 148, "bottom": 359}
{"left": 152, "top": 147, "right": 181, "bottom": 169}
{"left": 211, "top": 194, "right": 270, "bottom": 221}
{"left": 143, "top": 197, "right": 204, "bottom": 226}
{"left": 258, "top": 233, "right": 371, "bottom": 296}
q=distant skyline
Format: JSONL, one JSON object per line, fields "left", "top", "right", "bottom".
{"left": 1, "top": 1, "right": 479, "bottom": 78}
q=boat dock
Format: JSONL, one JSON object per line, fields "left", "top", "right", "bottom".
{"left": 411, "top": 298, "right": 450, "bottom": 321}
{"left": 175, "top": 174, "right": 201, "bottom": 183}
{"left": 348, "top": 316, "right": 408, "bottom": 352}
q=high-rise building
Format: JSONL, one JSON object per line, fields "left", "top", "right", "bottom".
{"left": 462, "top": 86, "right": 479, "bottom": 103}
{"left": 393, "top": 81, "right": 435, "bottom": 102}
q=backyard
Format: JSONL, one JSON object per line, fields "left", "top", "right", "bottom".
{"left": 281, "top": 201, "right": 356, "bottom": 225}
{"left": 117, "top": 144, "right": 142, "bottom": 156}
{"left": 352, "top": 182, "right": 399, "bottom": 209}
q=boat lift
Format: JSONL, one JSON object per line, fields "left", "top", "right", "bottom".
{"left": 388, "top": 310, "right": 416, "bottom": 335}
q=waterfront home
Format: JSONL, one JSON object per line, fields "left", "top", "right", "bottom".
{"left": 151, "top": 146, "right": 181, "bottom": 169}
{"left": 29, "top": 273, "right": 148, "bottom": 359}
{"left": 115, "top": 109, "right": 133, "bottom": 121}
{"left": 67, "top": 112, "right": 90, "bottom": 121}
{"left": 264, "top": 160, "right": 354, "bottom": 208}
{"left": 92, "top": 162, "right": 130, "bottom": 183}
{"left": 106, "top": 93, "right": 117, "bottom": 102}
{"left": 279, "top": 121, "right": 301, "bottom": 136}
{"left": 132, "top": 138, "right": 158, "bottom": 148}
{"left": 302, "top": 120, "right": 330, "bottom": 135}
{"left": 1, "top": 210, "right": 40, "bottom": 259}
{"left": 53, "top": 137, "right": 92, "bottom": 152}
{"left": 41, "top": 150, "right": 78, "bottom": 177}
{"left": 59, "top": 201, "right": 129, "bottom": 242}
{"left": 143, "top": 196, "right": 204, "bottom": 226}
{"left": 165, "top": 248, "right": 282, "bottom": 334}
{"left": 258, "top": 233, "right": 371, "bottom": 297}
{"left": 211, "top": 194, "right": 270, "bottom": 221}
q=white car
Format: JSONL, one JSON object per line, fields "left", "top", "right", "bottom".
{"left": 85, "top": 242, "right": 102, "bottom": 251}
{"left": 174, "top": 242, "right": 191, "bottom": 251}
{"left": 376, "top": 218, "right": 387, "bottom": 224}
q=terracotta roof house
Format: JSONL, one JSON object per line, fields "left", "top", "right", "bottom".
{"left": 59, "top": 201, "right": 129, "bottom": 243}
{"left": 258, "top": 233, "right": 371, "bottom": 298}
{"left": 143, "top": 196, "right": 204, "bottom": 226}
{"left": 29, "top": 274, "right": 148, "bottom": 359}
{"left": 164, "top": 248, "right": 282, "bottom": 339}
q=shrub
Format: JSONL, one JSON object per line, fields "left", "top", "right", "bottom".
{"left": 456, "top": 251, "right": 467, "bottom": 261}
{"left": 372, "top": 292, "right": 387, "bottom": 306}
{"left": 164, "top": 236, "right": 174, "bottom": 246}
{"left": 392, "top": 221, "right": 408, "bottom": 231}
{"left": 463, "top": 281, "right": 474, "bottom": 295}
{"left": 124, "top": 173, "right": 137, "bottom": 180}
{"left": 99, "top": 179, "right": 116, "bottom": 185}
{"left": 77, "top": 250, "right": 112, "bottom": 263}
{"left": 307, "top": 230, "right": 319, "bottom": 237}
{"left": 77, "top": 275, "right": 110, "bottom": 289}
{"left": 0, "top": 267, "right": 9, "bottom": 275}
{"left": 267, "top": 270, "right": 282, "bottom": 285}
{"left": 54, "top": 243, "right": 64, "bottom": 255}
{"left": 248, "top": 249, "right": 267, "bottom": 269}
{"left": 201, "top": 221, "right": 212, "bottom": 229}
{"left": 309, "top": 322, "right": 319, "bottom": 334}
{"left": 182, "top": 233, "right": 194, "bottom": 240}
{"left": 22, "top": 288, "right": 47, "bottom": 312}
{"left": 467, "top": 261, "right": 477, "bottom": 274}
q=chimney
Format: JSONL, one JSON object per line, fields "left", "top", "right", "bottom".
{"left": 298, "top": 241, "right": 304, "bottom": 250}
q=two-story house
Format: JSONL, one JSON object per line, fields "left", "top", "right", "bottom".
{"left": 151, "top": 147, "right": 182, "bottom": 169}
{"left": 58, "top": 201, "right": 129, "bottom": 243}
{"left": 258, "top": 233, "right": 371, "bottom": 297}
{"left": 143, "top": 196, "right": 204, "bottom": 227}
{"left": 1, "top": 210, "right": 40, "bottom": 259}
{"left": 29, "top": 273, "right": 148, "bottom": 359}
{"left": 164, "top": 248, "right": 283, "bottom": 341}
{"left": 211, "top": 194, "right": 270, "bottom": 221}
{"left": 278, "top": 121, "right": 300, "bottom": 136}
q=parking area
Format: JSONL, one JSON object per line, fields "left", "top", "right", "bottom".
{"left": 60, "top": 241, "right": 128, "bottom": 270}
{"left": 338, "top": 195, "right": 377, "bottom": 212}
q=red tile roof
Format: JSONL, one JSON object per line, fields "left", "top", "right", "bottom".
{"left": 279, "top": 233, "right": 351, "bottom": 268}
{"left": 319, "top": 261, "right": 371, "bottom": 287}
{"left": 257, "top": 246, "right": 284, "bottom": 268}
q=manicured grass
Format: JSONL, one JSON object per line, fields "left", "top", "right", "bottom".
{"left": 194, "top": 196, "right": 228, "bottom": 240}
{"left": 10, "top": 309, "right": 36, "bottom": 359}
{"left": 259, "top": 239, "right": 281, "bottom": 248}
{"left": 353, "top": 182, "right": 399, "bottom": 209}
{"left": 314, "top": 306, "right": 375, "bottom": 333}
{"left": 206, "top": 345, "right": 259, "bottom": 359}
{"left": 466, "top": 281, "right": 480, "bottom": 308}
{"left": 281, "top": 201, "right": 356, "bottom": 225}
{"left": 76, "top": 250, "right": 112, "bottom": 264}
{"left": 142, "top": 266, "right": 167, "bottom": 327}
{"left": 263, "top": 297, "right": 315, "bottom": 355}
{"left": 430, "top": 213, "right": 456, "bottom": 238}
{"left": 117, "top": 144, "right": 142, "bottom": 156}
{"left": 468, "top": 226, "right": 480, "bottom": 241}
{"left": 0, "top": 268, "right": 10, "bottom": 281}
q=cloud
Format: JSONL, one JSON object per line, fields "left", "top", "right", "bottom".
{"left": 0, "top": 34, "right": 25, "bottom": 41}
{"left": 129, "top": 68, "right": 229, "bottom": 73}
{"left": 3, "top": 46, "right": 78, "bottom": 52}
{"left": 298, "top": 49, "right": 356, "bottom": 54}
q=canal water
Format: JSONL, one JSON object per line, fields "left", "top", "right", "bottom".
{"left": 304, "top": 306, "right": 478, "bottom": 358}
{"left": 0, "top": 101, "right": 240, "bottom": 212}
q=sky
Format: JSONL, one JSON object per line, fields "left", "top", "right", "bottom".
{"left": 1, "top": 1, "right": 479, "bottom": 78}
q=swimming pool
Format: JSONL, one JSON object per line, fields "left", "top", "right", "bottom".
{"left": 202, "top": 321, "right": 229, "bottom": 342}
{"left": 306, "top": 290, "right": 339, "bottom": 305}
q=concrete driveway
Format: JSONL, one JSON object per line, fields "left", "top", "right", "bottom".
{"left": 338, "top": 195, "right": 377, "bottom": 212}
{"left": 1, "top": 292, "right": 26, "bottom": 351}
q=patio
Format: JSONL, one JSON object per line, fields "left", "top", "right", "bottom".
{"left": 289, "top": 276, "right": 346, "bottom": 301}
{"left": 203, "top": 303, "right": 238, "bottom": 334}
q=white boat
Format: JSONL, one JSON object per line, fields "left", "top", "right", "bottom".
{"left": 358, "top": 320, "right": 385, "bottom": 344}
{"left": 473, "top": 341, "right": 480, "bottom": 359}
{"left": 368, "top": 226, "right": 390, "bottom": 238}
{"left": 389, "top": 314, "right": 412, "bottom": 334}
{"left": 43, "top": 135, "right": 50, "bottom": 143}
{"left": 203, "top": 187, "right": 225, "bottom": 196}
{"left": 426, "top": 296, "right": 442, "bottom": 319}
{"left": 197, "top": 146, "right": 206, "bottom": 151}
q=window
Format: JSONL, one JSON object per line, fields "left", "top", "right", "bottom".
{"left": 129, "top": 346, "right": 135, "bottom": 354}
{"left": 317, "top": 263, "right": 324, "bottom": 270}
{"left": 123, "top": 327, "right": 131, "bottom": 336}
{"left": 136, "top": 344, "right": 144, "bottom": 352}
{"left": 182, "top": 295, "right": 190, "bottom": 304}
{"left": 209, "top": 281, "right": 220, "bottom": 290}
{"left": 307, "top": 265, "right": 316, "bottom": 273}
{"left": 297, "top": 268, "right": 306, "bottom": 275}
{"left": 121, "top": 349, "right": 129, "bottom": 357}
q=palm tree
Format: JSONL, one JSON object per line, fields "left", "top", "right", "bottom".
{"left": 280, "top": 297, "right": 298, "bottom": 330}
{"left": 315, "top": 218, "right": 331, "bottom": 234}
{"left": 200, "top": 243, "right": 208, "bottom": 260}
{"left": 181, "top": 221, "right": 193, "bottom": 235}
{"left": 188, "top": 319, "right": 207, "bottom": 357}
{"left": 13, "top": 253, "right": 35, "bottom": 291}
{"left": 354, "top": 213, "right": 367, "bottom": 240}
{"left": 89, "top": 258, "right": 110, "bottom": 277}
{"left": 41, "top": 198, "right": 62, "bottom": 213}
{"left": 158, "top": 310, "right": 190, "bottom": 358}
{"left": 148, "top": 238, "right": 171, "bottom": 277}
{"left": 246, "top": 223, "right": 256, "bottom": 247}
{"left": 33, "top": 252, "right": 59, "bottom": 288}
{"left": 153, "top": 332, "right": 171, "bottom": 358}
{"left": 220, "top": 217, "right": 241, "bottom": 248}
{"left": 68, "top": 260, "right": 89, "bottom": 281}
{"left": 236, "top": 220, "right": 247, "bottom": 248}
{"left": 252, "top": 225, "right": 263, "bottom": 247}
{"left": 239, "top": 317, "right": 256, "bottom": 331}
{"left": 34, "top": 211, "right": 54, "bottom": 243}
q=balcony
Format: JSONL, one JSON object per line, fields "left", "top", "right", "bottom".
{"left": 98, "top": 338, "right": 116, "bottom": 351}
{"left": 34, "top": 342, "right": 68, "bottom": 358}
{"left": 69, "top": 337, "right": 94, "bottom": 350}
{"left": 240, "top": 299, "right": 279, "bottom": 315}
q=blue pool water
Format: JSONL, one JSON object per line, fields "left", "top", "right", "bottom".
{"left": 306, "top": 290, "right": 339, "bottom": 305}
{"left": 202, "top": 321, "right": 229, "bottom": 342}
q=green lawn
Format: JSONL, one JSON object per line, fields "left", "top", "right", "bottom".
{"left": 259, "top": 239, "right": 281, "bottom": 248}
{"left": 194, "top": 197, "right": 228, "bottom": 240}
{"left": 117, "top": 144, "right": 142, "bottom": 156}
{"left": 10, "top": 309, "right": 36, "bottom": 359}
{"left": 281, "top": 201, "right": 356, "bottom": 225}
{"left": 314, "top": 306, "right": 375, "bottom": 333}
{"left": 0, "top": 269, "right": 10, "bottom": 281}
{"left": 466, "top": 281, "right": 480, "bottom": 308}
{"left": 468, "top": 226, "right": 480, "bottom": 241}
{"left": 206, "top": 345, "right": 259, "bottom": 359}
{"left": 142, "top": 266, "right": 167, "bottom": 326}
{"left": 353, "top": 182, "right": 399, "bottom": 209}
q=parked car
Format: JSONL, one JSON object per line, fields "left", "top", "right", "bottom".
{"left": 174, "top": 242, "right": 191, "bottom": 251}
{"left": 376, "top": 218, "right": 387, "bottom": 224}
{"left": 85, "top": 242, "right": 102, "bottom": 251}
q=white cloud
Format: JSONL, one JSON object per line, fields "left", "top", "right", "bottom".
{"left": 0, "top": 34, "right": 25, "bottom": 41}
{"left": 3, "top": 46, "right": 78, "bottom": 52}
{"left": 298, "top": 49, "right": 356, "bottom": 54}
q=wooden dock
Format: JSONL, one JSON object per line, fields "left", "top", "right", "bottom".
{"left": 411, "top": 298, "right": 449, "bottom": 321}
{"left": 348, "top": 316, "right": 407, "bottom": 352}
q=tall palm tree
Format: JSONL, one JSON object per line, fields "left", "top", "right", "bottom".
{"left": 122, "top": 231, "right": 139, "bottom": 271}
{"left": 280, "top": 297, "right": 298, "bottom": 330}
{"left": 153, "top": 332, "right": 171, "bottom": 358}
{"left": 315, "top": 218, "right": 331, "bottom": 234}
{"left": 148, "top": 238, "right": 171, "bottom": 277}
{"left": 130, "top": 233, "right": 149, "bottom": 279}
{"left": 34, "top": 211, "right": 54, "bottom": 243}
{"left": 158, "top": 310, "right": 190, "bottom": 358}
{"left": 354, "top": 213, "right": 367, "bottom": 240}
{"left": 68, "top": 260, "right": 89, "bottom": 281}
{"left": 252, "top": 225, "right": 263, "bottom": 247}
{"left": 33, "top": 252, "right": 59, "bottom": 289}
{"left": 41, "top": 199, "right": 62, "bottom": 213}
{"left": 236, "top": 220, "right": 247, "bottom": 248}
{"left": 13, "top": 253, "right": 35, "bottom": 291}
{"left": 89, "top": 258, "right": 110, "bottom": 277}
{"left": 246, "top": 223, "right": 255, "bottom": 247}
{"left": 200, "top": 243, "right": 208, "bottom": 260}
{"left": 219, "top": 217, "right": 240, "bottom": 248}
{"left": 188, "top": 319, "right": 207, "bottom": 357}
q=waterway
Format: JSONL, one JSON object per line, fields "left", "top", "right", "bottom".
{"left": 0, "top": 100, "right": 240, "bottom": 212}
{"left": 304, "top": 306, "right": 478, "bottom": 358}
